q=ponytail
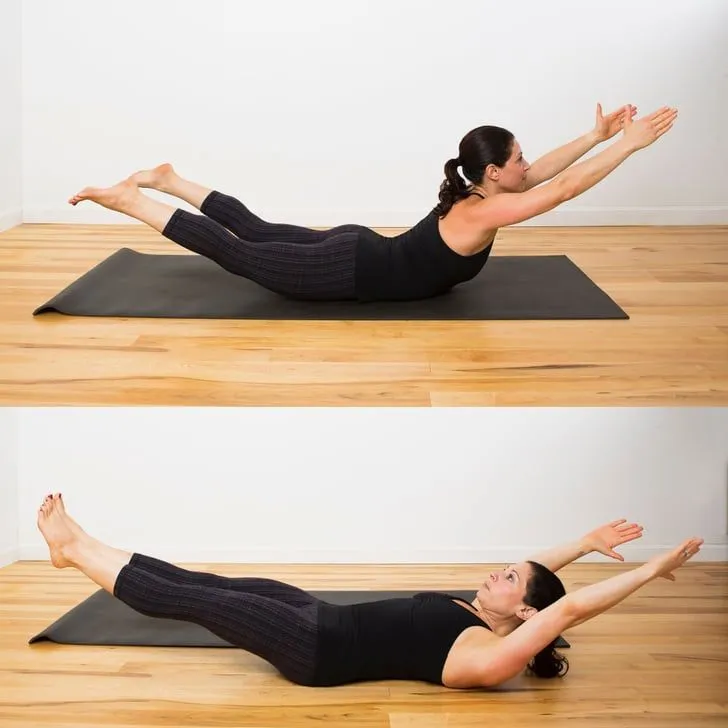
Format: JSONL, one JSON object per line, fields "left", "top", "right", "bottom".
{"left": 527, "top": 637, "right": 570, "bottom": 679}
{"left": 523, "top": 561, "right": 569, "bottom": 679}
{"left": 432, "top": 158, "right": 470, "bottom": 217}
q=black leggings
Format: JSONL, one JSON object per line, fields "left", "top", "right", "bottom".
{"left": 113, "top": 553, "right": 322, "bottom": 685}
{"left": 162, "top": 191, "right": 360, "bottom": 301}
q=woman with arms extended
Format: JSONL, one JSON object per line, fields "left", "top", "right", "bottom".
{"left": 37, "top": 493, "right": 702, "bottom": 688}
{"left": 69, "top": 103, "right": 678, "bottom": 303}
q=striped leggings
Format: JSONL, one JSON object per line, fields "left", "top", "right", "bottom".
{"left": 113, "top": 553, "right": 322, "bottom": 685}
{"left": 162, "top": 191, "right": 360, "bottom": 301}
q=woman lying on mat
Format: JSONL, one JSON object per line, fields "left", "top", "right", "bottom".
{"left": 68, "top": 104, "right": 678, "bottom": 303}
{"left": 38, "top": 493, "right": 702, "bottom": 688}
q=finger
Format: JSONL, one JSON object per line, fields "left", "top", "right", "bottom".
{"left": 655, "top": 119, "right": 677, "bottom": 136}
{"left": 615, "top": 521, "right": 639, "bottom": 531}
{"left": 608, "top": 550, "right": 624, "bottom": 561}
{"left": 647, "top": 105, "right": 671, "bottom": 119}
{"left": 609, "top": 519, "right": 627, "bottom": 527}
{"left": 646, "top": 112, "right": 671, "bottom": 128}
{"left": 620, "top": 524, "right": 644, "bottom": 534}
{"left": 649, "top": 106, "right": 676, "bottom": 122}
{"left": 678, "top": 537, "right": 702, "bottom": 558}
{"left": 619, "top": 532, "right": 643, "bottom": 545}
{"left": 651, "top": 115, "right": 676, "bottom": 132}
{"left": 616, "top": 525, "right": 643, "bottom": 537}
{"left": 655, "top": 109, "right": 679, "bottom": 124}
{"left": 654, "top": 113, "right": 678, "bottom": 133}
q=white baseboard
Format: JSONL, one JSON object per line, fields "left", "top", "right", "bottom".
{"left": 21, "top": 205, "right": 728, "bottom": 228}
{"left": 0, "top": 547, "right": 19, "bottom": 568}
{"left": 18, "top": 543, "right": 728, "bottom": 564}
{"left": 0, "top": 210, "right": 22, "bottom": 232}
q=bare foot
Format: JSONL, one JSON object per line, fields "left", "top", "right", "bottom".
{"left": 68, "top": 178, "right": 141, "bottom": 211}
{"left": 43, "top": 493, "right": 86, "bottom": 538}
{"left": 129, "top": 163, "right": 177, "bottom": 192}
{"left": 37, "top": 493, "right": 79, "bottom": 568}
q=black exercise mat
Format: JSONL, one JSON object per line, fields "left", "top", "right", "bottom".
{"left": 29, "top": 588, "right": 569, "bottom": 648}
{"left": 33, "top": 248, "right": 626, "bottom": 321}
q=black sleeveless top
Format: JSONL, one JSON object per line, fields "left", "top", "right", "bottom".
{"left": 353, "top": 193, "right": 493, "bottom": 302}
{"left": 311, "top": 591, "right": 491, "bottom": 686}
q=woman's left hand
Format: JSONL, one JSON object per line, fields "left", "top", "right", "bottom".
{"left": 582, "top": 519, "right": 644, "bottom": 561}
{"left": 593, "top": 103, "right": 637, "bottom": 142}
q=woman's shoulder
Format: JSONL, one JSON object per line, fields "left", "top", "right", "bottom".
{"left": 441, "top": 624, "right": 503, "bottom": 688}
{"left": 436, "top": 200, "right": 499, "bottom": 256}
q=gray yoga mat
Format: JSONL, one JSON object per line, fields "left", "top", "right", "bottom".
{"left": 28, "top": 588, "right": 569, "bottom": 648}
{"left": 33, "top": 248, "right": 627, "bottom": 321}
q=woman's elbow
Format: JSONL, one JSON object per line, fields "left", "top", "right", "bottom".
{"left": 560, "top": 594, "right": 584, "bottom": 627}
{"left": 479, "top": 659, "right": 528, "bottom": 687}
{"left": 553, "top": 177, "right": 576, "bottom": 204}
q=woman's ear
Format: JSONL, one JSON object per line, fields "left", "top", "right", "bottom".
{"left": 516, "top": 604, "right": 538, "bottom": 621}
{"left": 485, "top": 163, "right": 500, "bottom": 182}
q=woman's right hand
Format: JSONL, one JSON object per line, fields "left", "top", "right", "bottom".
{"left": 622, "top": 105, "right": 679, "bottom": 151}
{"left": 645, "top": 537, "right": 704, "bottom": 581}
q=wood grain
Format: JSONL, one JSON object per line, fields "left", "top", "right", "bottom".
{"left": 1, "top": 561, "right": 726, "bottom": 727}
{"left": 0, "top": 223, "right": 726, "bottom": 405}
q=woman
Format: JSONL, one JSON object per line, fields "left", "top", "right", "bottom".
{"left": 37, "top": 493, "right": 702, "bottom": 688}
{"left": 69, "top": 104, "right": 678, "bottom": 303}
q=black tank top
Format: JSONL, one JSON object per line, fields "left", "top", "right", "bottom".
{"left": 311, "top": 591, "right": 491, "bottom": 686}
{"left": 353, "top": 193, "right": 493, "bottom": 302}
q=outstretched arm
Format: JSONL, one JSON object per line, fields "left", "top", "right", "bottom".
{"left": 479, "top": 537, "right": 704, "bottom": 686}
{"left": 531, "top": 519, "right": 644, "bottom": 573}
{"left": 525, "top": 131, "right": 600, "bottom": 188}
{"left": 525, "top": 103, "right": 637, "bottom": 188}
{"left": 464, "top": 105, "right": 677, "bottom": 232}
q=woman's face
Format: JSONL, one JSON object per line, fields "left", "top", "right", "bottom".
{"left": 498, "top": 141, "right": 531, "bottom": 191}
{"left": 475, "top": 561, "right": 534, "bottom": 617}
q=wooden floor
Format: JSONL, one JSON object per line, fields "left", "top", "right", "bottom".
{"left": 0, "top": 223, "right": 726, "bottom": 406}
{"left": 1, "top": 560, "right": 726, "bottom": 727}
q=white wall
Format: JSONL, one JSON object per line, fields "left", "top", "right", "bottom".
{"left": 0, "top": 0, "right": 22, "bottom": 232}
{"left": 21, "top": 0, "right": 728, "bottom": 228}
{"left": 16, "top": 407, "right": 728, "bottom": 563}
{"left": 0, "top": 409, "right": 19, "bottom": 567}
